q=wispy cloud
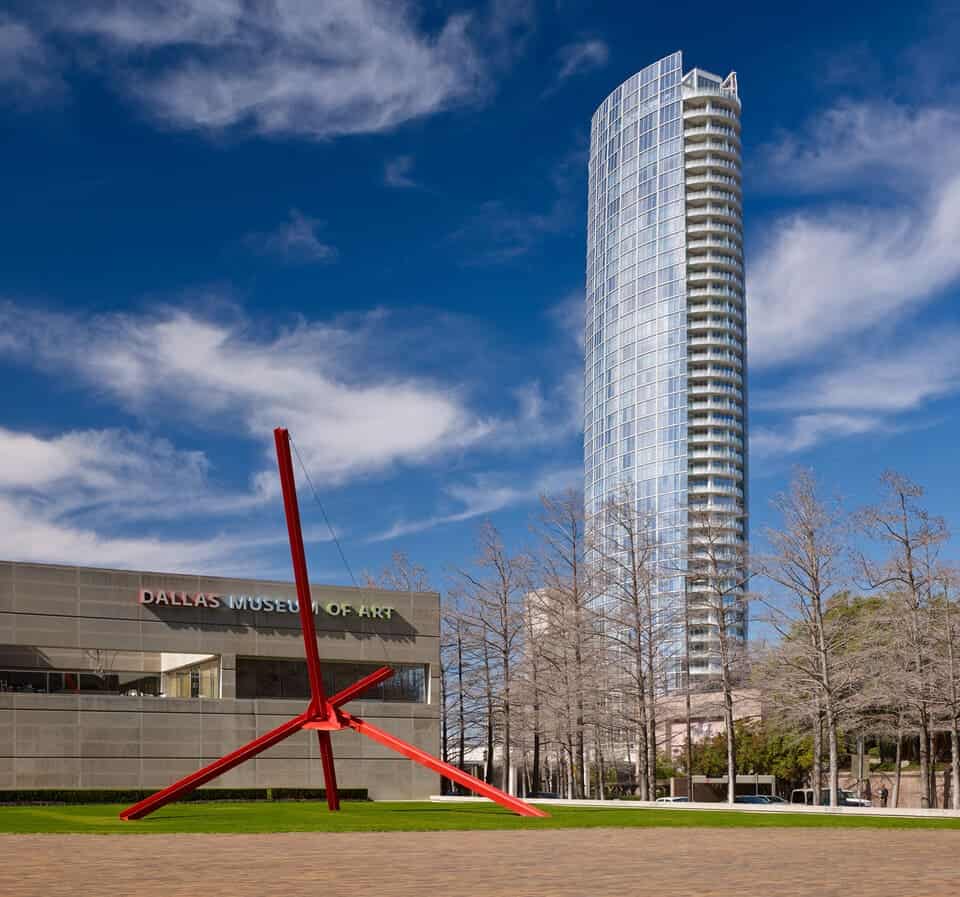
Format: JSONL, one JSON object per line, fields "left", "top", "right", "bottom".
{"left": 246, "top": 209, "right": 337, "bottom": 264}
{"left": 755, "top": 102, "right": 960, "bottom": 195}
{"left": 384, "top": 155, "right": 417, "bottom": 188}
{"left": 37, "top": 0, "right": 530, "bottom": 140}
{"left": 0, "top": 304, "right": 497, "bottom": 486}
{"left": 751, "top": 329, "right": 960, "bottom": 456}
{"left": 751, "top": 414, "right": 881, "bottom": 458}
{"left": 0, "top": 15, "right": 59, "bottom": 98}
{"left": 368, "top": 466, "right": 582, "bottom": 541}
{"left": 0, "top": 494, "right": 264, "bottom": 573}
{"left": 551, "top": 39, "right": 608, "bottom": 89}
{"left": 452, "top": 141, "right": 586, "bottom": 263}
{"left": 754, "top": 330, "right": 960, "bottom": 415}
{"left": 749, "top": 100, "right": 960, "bottom": 369}
{"left": 547, "top": 291, "right": 585, "bottom": 352}
{"left": 453, "top": 197, "right": 574, "bottom": 263}
{"left": 0, "top": 425, "right": 291, "bottom": 572}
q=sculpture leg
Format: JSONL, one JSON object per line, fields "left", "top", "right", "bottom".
{"left": 120, "top": 711, "right": 310, "bottom": 820}
{"left": 341, "top": 711, "right": 548, "bottom": 818}
{"left": 316, "top": 730, "right": 341, "bottom": 811}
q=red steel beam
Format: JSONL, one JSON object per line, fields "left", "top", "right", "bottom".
{"left": 339, "top": 710, "right": 548, "bottom": 818}
{"left": 274, "top": 427, "right": 329, "bottom": 718}
{"left": 274, "top": 426, "right": 339, "bottom": 812}
{"left": 316, "top": 731, "right": 341, "bottom": 811}
{"left": 329, "top": 665, "right": 395, "bottom": 708}
{"left": 120, "top": 711, "right": 311, "bottom": 820}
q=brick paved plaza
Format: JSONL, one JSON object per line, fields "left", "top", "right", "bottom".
{"left": 3, "top": 827, "right": 958, "bottom": 897}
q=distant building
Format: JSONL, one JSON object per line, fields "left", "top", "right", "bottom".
{"left": 656, "top": 687, "right": 762, "bottom": 760}
{"left": 584, "top": 51, "right": 748, "bottom": 685}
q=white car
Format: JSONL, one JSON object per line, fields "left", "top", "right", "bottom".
{"left": 655, "top": 796, "right": 689, "bottom": 803}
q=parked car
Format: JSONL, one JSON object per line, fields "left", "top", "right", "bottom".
{"left": 655, "top": 796, "right": 689, "bottom": 803}
{"left": 790, "top": 788, "right": 872, "bottom": 807}
{"left": 765, "top": 795, "right": 789, "bottom": 804}
{"left": 526, "top": 791, "right": 561, "bottom": 800}
{"left": 735, "top": 794, "right": 773, "bottom": 804}
{"left": 837, "top": 789, "right": 872, "bottom": 807}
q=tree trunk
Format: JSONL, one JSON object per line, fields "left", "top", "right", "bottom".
{"left": 825, "top": 708, "right": 839, "bottom": 807}
{"left": 636, "top": 713, "right": 649, "bottom": 800}
{"left": 457, "top": 629, "right": 465, "bottom": 774}
{"left": 646, "top": 680, "right": 657, "bottom": 801}
{"left": 952, "top": 725, "right": 960, "bottom": 811}
{"left": 919, "top": 723, "right": 931, "bottom": 808}
{"left": 440, "top": 657, "right": 449, "bottom": 794}
{"left": 723, "top": 686, "right": 736, "bottom": 804}
{"left": 502, "top": 646, "right": 511, "bottom": 794}
{"left": 811, "top": 707, "right": 823, "bottom": 796}
{"left": 855, "top": 735, "right": 865, "bottom": 800}
{"left": 596, "top": 724, "right": 606, "bottom": 800}
{"left": 531, "top": 655, "right": 541, "bottom": 794}
{"left": 485, "top": 709, "right": 495, "bottom": 785}
{"left": 893, "top": 729, "right": 902, "bottom": 808}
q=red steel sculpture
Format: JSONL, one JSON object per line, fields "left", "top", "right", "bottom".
{"left": 120, "top": 427, "right": 547, "bottom": 820}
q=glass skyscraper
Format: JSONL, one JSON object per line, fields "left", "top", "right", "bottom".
{"left": 584, "top": 52, "right": 747, "bottom": 684}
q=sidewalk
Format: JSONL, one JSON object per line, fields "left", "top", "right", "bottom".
{"left": 430, "top": 794, "right": 960, "bottom": 819}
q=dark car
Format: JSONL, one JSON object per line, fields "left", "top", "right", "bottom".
{"left": 526, "top": 791, "right": 561, "bottom": 800}
{"left": 735, "top": 794, "right": 773, "bottom": 804}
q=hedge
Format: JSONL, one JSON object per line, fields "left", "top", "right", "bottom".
{"left": 0, "top": 788, "right": 368, "bottom": 805}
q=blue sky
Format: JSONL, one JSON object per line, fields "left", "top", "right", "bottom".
{"left": 1, "top": 0, "right": 959, "bottom": 595}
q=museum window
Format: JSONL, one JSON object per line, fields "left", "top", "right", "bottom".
{"left": 236, "top": 657, "right": 428, "bottom": 703}
{"left": 0, "top": 646, "right": 219, "bottom": 698}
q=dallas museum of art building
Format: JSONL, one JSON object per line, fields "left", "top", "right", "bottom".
{"left": 0, "top": 560, "right": 440, "bottom": 799}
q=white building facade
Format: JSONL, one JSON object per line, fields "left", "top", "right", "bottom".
{"left": 584, "top": 51, "right": 747, "bottom": 684}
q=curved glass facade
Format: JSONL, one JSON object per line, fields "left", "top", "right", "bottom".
{"left": 585, "top": 52, "right": 746, "bottom": 684}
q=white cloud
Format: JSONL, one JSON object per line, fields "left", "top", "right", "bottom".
{"left": 756, "top": 102, "right": 960, "bottom": 194}
{"left": 754, "top": 329, "right": 960, "bottom": 414}
{"left": 454, "top": 197, "right": 574, "bottom": 263}
{"left": 0, "top": 426, "right": 285, "bottom": 572}
{"left": 0, "top": 15, "right": 59, "bottom": 96}
{"left": 547, "top": 292, "right": 585, "bottom": 352}
{"left": 748, "top": 99, "right": 960, "bottom": 369}
{"left": 555, "top": 39, "right": 608, "bottom": 83}
{"left": 0, "top": 304, "right": 497, "bottom": 485}
{"left": 246, "top": 209, "right": 337, "bottom": 263}
{"left": 751, "top": 414, "right": 880, "bottom": 458}
{"left": 384, "top": 155, "right": 417, "bottom": 188}
{"left": 369, "top": 466, "right": 582, "bottom": 541}
{"left": 0, "top": 495, "right": 257, "bottom": 572}
{"left": 748, "top": 177, "right": 960, "bottom": 367}
{"left": 45, "top": 0, "right": 490, "bottom": 140}
{"left": 0, "top": 425, "right": 274, "bottom": 522}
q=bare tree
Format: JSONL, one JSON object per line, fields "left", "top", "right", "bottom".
{"left": 454, "top": 522, "right": 530, "bottom": 793}
{"left": 687, "top": 508, "right": 748, "bottom": 804}
{"left": 932, "top": 568, "right": 960, "bottom": 810}
{"left": 858, "top": 471, "right": 947, "bottom": 808}
{"left": 755, "top": 469, "right": 850, "bottom": 806}
{"left": 365, "top": 551, "right": 431, "bottom": 591}
{"left": 532, "top": 490, "right": 601, "bottom": 799}
{"left": 592, "top": 487, "right": 664, "bottom": 799}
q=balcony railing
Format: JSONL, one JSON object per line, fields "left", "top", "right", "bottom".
{"left": 685, "top": 153, "right": 741, "bottom": 172}
{"left": 686, "top": 173, "right": 741, "bottom": 192}
{"left": 683, "top": 104, "right": 741, "bottom": 126}
{"left": 688, "top": 300, "right": 744, "bottom": 319}
{"left": 687, "top": 219, "right": 743, "bottom": 240}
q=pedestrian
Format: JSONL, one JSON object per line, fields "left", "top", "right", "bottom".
{"left": 879, "top": 785, "right": 889, "bottom": 808}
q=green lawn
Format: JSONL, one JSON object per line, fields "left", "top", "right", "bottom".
{"left": 1, "top": 801, "right": 960, "bottom": 834}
